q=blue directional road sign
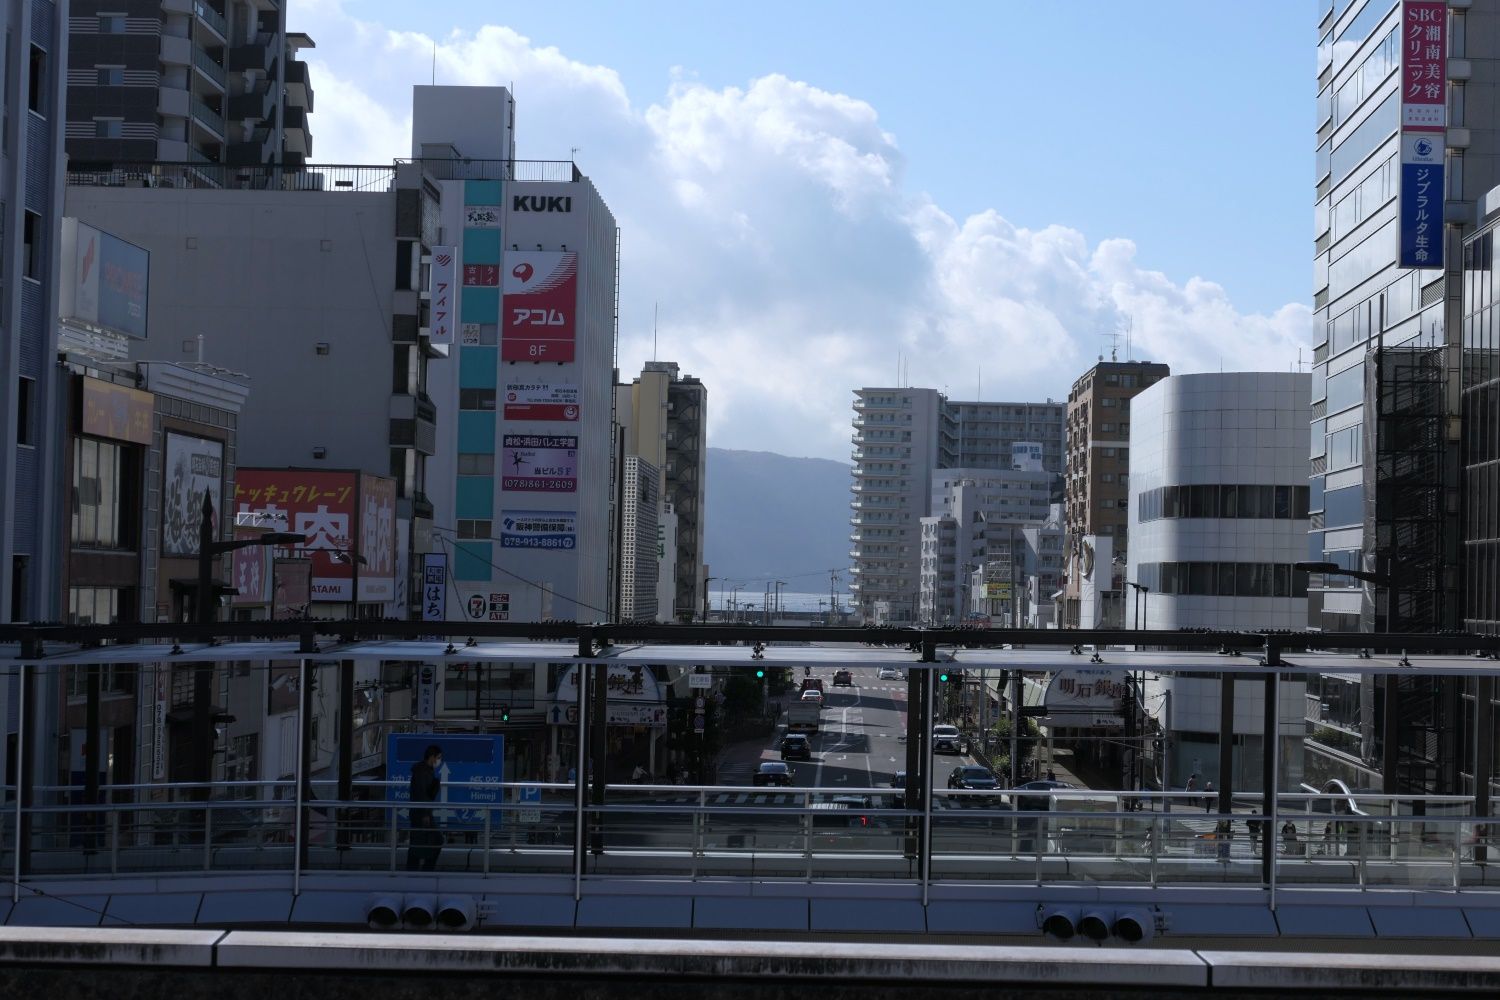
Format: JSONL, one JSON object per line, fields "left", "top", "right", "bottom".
{"left": 385, "top": 733, "right": 505, "bottom": 829}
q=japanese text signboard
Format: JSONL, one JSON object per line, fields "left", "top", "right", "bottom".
{"left": 503, "top": 382, "right": 580, "bottom": 421}
{"left": 500, "top": 510, "right": 576, "bottom": 550}
{"left": 422, "top": 553, "right": 448, "bottom": 622}
{"left": 429, "top": 246, "right": 457, "bottom": 346}
{"left": 1398, "top": 1, "right": 1447, "bottom": 269}
{"left": 502, "top": 434, "right": 578, "bottom": 492}
{"left": 501, "top": 251, "right": 577, "bottom": 362}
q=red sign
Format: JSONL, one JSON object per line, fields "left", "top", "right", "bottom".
{"left": 501, "top": 251, "right": 577, "bottom": 362}
{"left": 231, "top": 528, "right": 270, "bottom": 606}
{"left": 463, "top": 263, "right": 499, "bottom": 286}
{"left": 1401, "top": 1, "right": 1447, "bottom": 131}
{"left": 234, "top": 470, "right": 397, "bottom": 603}
{"left": 272, "top": 559, "right": 312, "bottom": 620}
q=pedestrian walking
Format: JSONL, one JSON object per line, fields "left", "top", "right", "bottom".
{"left": 1215, "top": 818, "right": 1232, "bottom": 862}
{"left": 406, "top": 744, "right": 444, "bottom": 872}
{"left": 1281, "top": 821, "right": 1303, "bottom": 857}
{"left": 1203, "top": 780, "right": 1216, "bottom": 813}
{"left": 631, "top": 763, "right": 648, "bottom": 784}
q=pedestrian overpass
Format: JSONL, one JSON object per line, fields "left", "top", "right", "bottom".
{"left": 0, "top": 621, "right": 1498, "bottom": 966}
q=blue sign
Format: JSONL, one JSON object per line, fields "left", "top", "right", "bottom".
{"left": 385, "top": 733, "right": 505, "bottom": 828}
{"left": 1399, "top": 160, "right": 1444, "bottom": 270}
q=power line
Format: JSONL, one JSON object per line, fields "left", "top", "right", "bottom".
{"left": 432, "top": 526, "right": 613, "bottom": 619}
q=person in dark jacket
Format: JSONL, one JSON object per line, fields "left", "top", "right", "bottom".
{"left": 406, "top": 744, "right": 443, "bottom": 871}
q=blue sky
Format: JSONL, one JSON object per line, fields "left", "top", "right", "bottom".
{"left": 301, "top": 0, "right": 1315, "bottom": 459}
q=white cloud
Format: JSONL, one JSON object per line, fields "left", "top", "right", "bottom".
{"left": 296, "top": 2, "right": 1312, "bottom": 461}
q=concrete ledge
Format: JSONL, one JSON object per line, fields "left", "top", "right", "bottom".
{"left": 1201, "top": 950, "right": 1500, "bottom": 992}
{"left": 1273, "top": 904, "right": 1374, "bottom": 937}
{"left": 0, "top": 927, "right": 223, "bottom": 966}
{"left": 693, "top": 897, "right": 808, "bottom": 932}
{"left": 103, "top": 892, "right": 202, "bottom": 926}
{"left": 214, "top": 932, "right": 1210, "bottom": 986}
{"left": 576, "top": 895, "right": 692, "bottom": 929}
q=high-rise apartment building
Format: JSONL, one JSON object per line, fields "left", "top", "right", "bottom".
{"left": 617, "top": 362, "right": 707, "bottom": 622}
{"left": 619, "top": 455, "right": 661, "bottom": 622}
{"left": 65, "top": 1, "right": 313, "bottom": 169}
{"left": 850, "top": 388, "right": 1064, "bottom": 623}
{"left": 1463, "top": 189, "right": 1500, "bottom": 634}
{"left": 0, "top": 0, "right": 68, "bottom": 622}
{"left": 1061, "top": 359, "right": 1169, "bottom": 627}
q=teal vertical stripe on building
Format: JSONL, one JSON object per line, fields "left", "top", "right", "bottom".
{"left": 465, "top": 180, "right": 503, "bottom": 206}
{"left": 458, "top": 411, "right": 496, "bottom": 453}
{"left": 459, "top": 346, "right": 498, "bottom": 388}
{"left": 461, "top": 287, "right": 500, "bottom": 324}
{"left": 455, "top": 476, "right": 494, "bottom": 519}
{"left": 463, "top": 227, "right": 502, "bottom": 264}
{"left": 453, "top": 541, "right": 493, "bottom": 581}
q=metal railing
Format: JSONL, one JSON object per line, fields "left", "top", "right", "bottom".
{"left": 192, "top": 46, "right": 226, "bottom": 88}
{"left": 193, "top": 1, "right": 226, "bottom": 39}
{"left": 189, "top": 97, "right": 224, "bottom": 137}
{"left": 394, "top": 158, "right": 580, "bottom": 183}
{"left": 10, "top": 783, "right": 1497, "bottom": 894}
{"left": 66, "top": 162, "right": 397, "bottom": 193}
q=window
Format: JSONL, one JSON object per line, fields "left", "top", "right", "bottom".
{"left": 443, "top": 664, "right": 535, "bottom": 712}
{"left": 72, "top": 438, "right": 133, "bottom": 548}
{"left": 99, "top": 14, "right": 126, "bottom": 33}
{"left": 15, "top": 377, "right": 32, "bottom": 445}
{"left": 1101, "top": 397, "right": 1117, "bottom": 407}
{"left": 67, "top": 586, "right": 122, "bottom": 627}
{"left": 95, "top": 66, "right": 123, "bottom": 86}
{"left": 456, "top": 519, "right": 491, "bottom": 539}
{"left": 93, "top": 117, "right": 122, "bottom": 138}
{"left": 458, "top": 388, "right": 496, "bottom": 410}
{"left": 1101, "top": 447, "right": 1117, "bottom": 458}
{"left": 27, "top": 44, "right": 44, "bottom": 115}
{"left": 22, "top": 211, "right": 40, "bottom": 279}
{"left": 457, "top": 453, "right": 494, "bottom": 476}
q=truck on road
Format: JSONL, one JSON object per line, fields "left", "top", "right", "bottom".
{"left": 785, "top": 697, "right": 822, "bottom": 733}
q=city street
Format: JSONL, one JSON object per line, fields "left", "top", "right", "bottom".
{"left": 727, "top": 664, "right": 986, "bottom": 791}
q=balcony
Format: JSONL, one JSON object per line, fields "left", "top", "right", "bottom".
{"left": 227, "top": 84, "right": 272, "bottom": 122}
{"left": 190, "top": 97, "right": 225, "bottom": 138}
{"left": 193, "top": 46, "right": 227, "bottom": 90}
{"left": 229, "top": 38, "right": 274, "bottom": 75}
{"left": 194, "top": 1, "right": 227, "bottom": 41}
{"left": 285, "top": 59, "right": 314, "bottom": 112}
{"left": 158, "top": 86, "right": 189, "bottom": 118}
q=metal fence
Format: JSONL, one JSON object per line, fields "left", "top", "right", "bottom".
{"left": 65, "top": 158, "right": 582, "bottom": 194}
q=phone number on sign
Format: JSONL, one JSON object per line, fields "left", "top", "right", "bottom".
{"left": 502, "top": 536, "right": 576, "bottom": 549}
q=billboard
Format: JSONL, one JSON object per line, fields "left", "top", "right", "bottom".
{"left": 429, "top": 245, "right": 457, "bottom": 346}
{"left": 272, "top": 558, "right": 312, "bottom": 618}
{"left": 501, "top": 251, "right": 577, "bottom": 362}
{"left": 422, "top": 553, "right": 447, "bottom": 622}
{"left": 161, "top": 432, "right": 224, "bottom": 557}
{"left": 359, "top": 474, "right": 398, "bottom": 601}
{"left": 60, "top": 219, "right": 149, "bottom": 340}
{"left": 1011, "top": 441, "right": 1043, "bottom": 472}
{"left": 80, "top": 377, "right": 154, "bottom": 445}
{"left": 500, "top": 509, "right": 576, "bottom": 550}
{"left": 503, "top": 382, "right": 580, "bottom": 421}
{"left": 1398, "top": 0, "right": 1447, "bottom": 269}
{"left": 231, "top": 528, "right": 271, "bottom": 606}
{"left": 501, "top": 433, "right": 578, "bottom": 492}
{"left": 233, "top": 470, "right": 396, "bottom": 603}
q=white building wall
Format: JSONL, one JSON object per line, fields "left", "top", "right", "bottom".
{"left": 1127, "top": 372, "right": 1313, "bottom": 631}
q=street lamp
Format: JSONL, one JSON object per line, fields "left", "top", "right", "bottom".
{"left": 194, "top": 490, "right": 307, "bottom": 791}
{"left": 702, "top": 576, "right": 717, "bottom": 623}
{"left": 773, "top": 580, "right": 787, "bottom": 618}
{"left": 1124, "top": 580, "right": 1150, "bottom": 632}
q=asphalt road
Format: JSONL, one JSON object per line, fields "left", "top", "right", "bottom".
{"left": 767, "top": 664, "right": 981, "bottom": 792}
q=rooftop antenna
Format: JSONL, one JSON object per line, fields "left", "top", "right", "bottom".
{"left": 977, "top": 365, "right": 982, "bottom": 400}
{"left": 432, "top": 40, "right": 436, "bottom": 85}
{"left": 1123, "top": 314, "right": 1133, "bottom": 361}
{"left": 653, "top": 302, "right": 658, "bottom": 361}
{"left": 1104, "top": 326, "right": 1121, "bottom": 363}
{"left": 570, "top": 147, "right": 580, "bottom": 162}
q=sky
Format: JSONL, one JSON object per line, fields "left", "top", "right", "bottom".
{"left": 296, "top": 0, "right": 1315, "bottom": 462}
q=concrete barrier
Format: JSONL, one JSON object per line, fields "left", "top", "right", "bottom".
{"left": 0, "top": 927, "right": 223, "bottom": 967}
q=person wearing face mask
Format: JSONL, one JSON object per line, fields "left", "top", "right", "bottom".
{"left": 407, "top": 744, "right": 444, "bottom": 871}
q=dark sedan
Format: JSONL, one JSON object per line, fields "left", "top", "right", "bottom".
{"left": 780, "top": 734, "right": 813, "bottom": 761}
{"left": 753, "top": 761, "right": 794, "bottom": 787}
{"left": 947, "top": 765, "right": 999, "bottom": 790}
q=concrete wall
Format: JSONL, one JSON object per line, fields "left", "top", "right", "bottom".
{"left": 63, "top": 187, "right": 398, "bottom": 477}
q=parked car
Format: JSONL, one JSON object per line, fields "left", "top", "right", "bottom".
{"left": 932, "top": 724, "right": 962, "bottom": 754}
{"left": 877, "top": 666, "right": 903, "bottom": 680}
{"left": 948, "top": 764, "right": 999, "bottom": 791}
{"left": 780, "top": 733, "right": 813, "bottom": 761}
{"left": 832, "top": 669, "right": 853, "bottom": 687}
{"left": 753, "top": 761, "right": 794, "bottom": 787}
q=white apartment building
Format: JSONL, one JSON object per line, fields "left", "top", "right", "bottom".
{"left": 620, "top": 455, "right": 660, "bottom": 622}
{"left": 850, "top": 389, "right": 1063, "bottom": 623}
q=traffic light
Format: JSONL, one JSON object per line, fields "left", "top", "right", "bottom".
{"left": 938, "top": 670, "right": 950, "bottom": 683}
{"left": 755, "top": 668, "right": 765, "bottom": 679}
{"left": 500, "top": 705, "right": 510, "bottom": 722}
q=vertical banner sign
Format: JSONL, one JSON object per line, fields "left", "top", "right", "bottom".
{"left": 429, "top": 246, "right": 457, "bottom": 346}
{"left": 501, "top": 251, "right": 578, "bottom": 362}
{"left": 422, "top": 552, "right": 448, "bottom": 622}
{"left": 1398, "top": 0, "right": 1447, "bottom": 269}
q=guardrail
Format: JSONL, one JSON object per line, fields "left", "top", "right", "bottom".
{"left": 10, "top": 782, "right": 1497, "bottom": 893}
